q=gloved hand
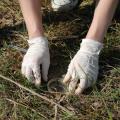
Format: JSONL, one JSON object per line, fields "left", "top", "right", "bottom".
{"left": 21, "top": 37, "right": 50, "bottom": 86}
{"left": 63, "top": 39, "right": 103, "bottom": 95}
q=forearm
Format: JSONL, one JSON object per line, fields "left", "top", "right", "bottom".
{"left": 86, "top": 0, "right": 118, "bottom": 42}
{"left": 18, "top": 0, "right": 44, "bottom": 39}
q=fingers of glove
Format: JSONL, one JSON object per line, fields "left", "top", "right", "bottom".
{"left": 21, "top": 64, "right": 26, "bottom": 75}
{"left": 74, "top": 63, "right": 87, "bottom": 95}
{"left": 75, "top": 77, "right": 87, "bottom": 95}
{"left": 25, "top": 67, "right": 34, "bottom": 82}
{"left": 68, "top": 78, "right": 78, "bottom": 93}
{"left": 42, "top": 60, "right": 50, "bottom": 82}
{"left": 63, "top": 72, "right": 71, "bottom": 84}
{"left": 68, "top": 63, "right": 79, "bottom": 93}
{"left": 63, "top": 62, "right": 73, "bottom": 84}
{"left": 32, "top": 65, "right": 41, "bottom": 87}
{"left": 75, "top": 85, "right": 84, "bottom": 95}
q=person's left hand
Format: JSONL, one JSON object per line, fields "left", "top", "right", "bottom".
{"left": 63, "top": 39, "right": 103, "bottom": 95}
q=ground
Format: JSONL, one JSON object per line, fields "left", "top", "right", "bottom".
{"left": 0, "top": 0, "right": 120, "bottom": 120}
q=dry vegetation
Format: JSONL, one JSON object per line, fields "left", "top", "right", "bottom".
{"left": 0, "top": 0, "right": 120, "bottom": 120}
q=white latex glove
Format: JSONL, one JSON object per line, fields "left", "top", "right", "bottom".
{"left": 22, "top": 37, "right": 50, "bottom": 86}
{"left": 63, "top": 39, "right": 103, "bottom": 95}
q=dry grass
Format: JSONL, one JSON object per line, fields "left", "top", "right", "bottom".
{"left": 0, "top": 0, "right": 120, "bottom": 120}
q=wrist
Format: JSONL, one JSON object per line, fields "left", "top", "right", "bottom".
{"left": 28, "top": 37, "right": 48, "bottom": 47}
{"left": 79, "top": 38, "right": 103, "bottom": 55}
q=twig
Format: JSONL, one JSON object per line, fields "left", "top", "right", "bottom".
{"left": 5, "top": 98, "right": 47, "bottom": 119}
{"left": 54, "top": 105, "right": 58, "bottom": 120}
{"left": 0, "top": 74, "right": 73, "bottom": 115}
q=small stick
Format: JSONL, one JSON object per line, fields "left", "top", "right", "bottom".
{"left": 54, "top": 105, "right": 58, "bottom": 120}
{"left": 0, "top": 74, "right": 73, "bottom": 115}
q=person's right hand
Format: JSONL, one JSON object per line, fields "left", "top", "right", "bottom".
{"left": 21, "top": 37, "right": 50, "bottom": 86}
